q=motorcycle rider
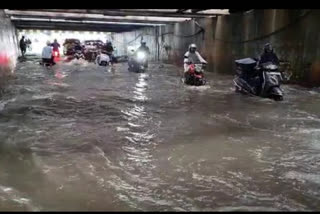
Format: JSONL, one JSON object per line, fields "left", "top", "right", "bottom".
{"left": 183, "top": 44, "right": 207, "bottom": 81}
{"left": 258, "top": 43, "right": 279, "bottom": 66}
{"left": 184, "top": 44, "right": 207, "bottom": 72}
{"left": 255, "top": 43, "right": 280, "bottom": 94}
{"left": 136, "top": 41, "right": 150, "bottom": 54}
{"left": 51, "top": 39, "right": 61, "bottom": 57}
{"left": 135, "top": 41, "right": 150, "bottom": 67}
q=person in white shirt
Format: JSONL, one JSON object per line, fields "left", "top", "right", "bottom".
{"left": 183, "top": 43, "right": 207, "bottom": 72}
{"left": 42, "top": 41, "right": 55, "bottom": 65}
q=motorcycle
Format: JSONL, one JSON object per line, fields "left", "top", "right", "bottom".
{"left": 52, "top": 50, "right": 59, "bottom": 58}
{"left": 184, "top": 63, "right": 206, "bottom": 86}
{"left": 128, "top": 51, "right": 148, "bottom": 73}
{"left": 52, "top": 50, "right": 60, "bottom": 63}
{"left": 233, "top": 58, "right": 283, "bottom": 101}
{"left": 74, "top": 50, "right": 85, "bottom": 60}
{"left": 96, "top": 53, "right": 111, "bottom": 66}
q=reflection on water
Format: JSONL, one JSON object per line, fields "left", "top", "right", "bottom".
{"left": 0, "top": 59, "right": 320, "bottom": 211}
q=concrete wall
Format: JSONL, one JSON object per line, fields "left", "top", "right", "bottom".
{"left": 233, "top": 9, "right": 320, "bottom": 86}
{"left": 0, "top": 9, "right": 19, "bottom": 76}
{"left": 108, "top": 27, "right": 158, "bottom": 61}
{"left": 110, "top": 9, "right": 320, "bottom": 86}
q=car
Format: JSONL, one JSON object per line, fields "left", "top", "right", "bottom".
{"left": 83, "top": 40, "right": 104, "bottom": 62}
{"left": 63, "top": 39, "right": 80, "bottom": 56}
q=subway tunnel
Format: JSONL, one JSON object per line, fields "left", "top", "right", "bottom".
{"left": 0, "top": 9, "right": 320, "bottom": 211}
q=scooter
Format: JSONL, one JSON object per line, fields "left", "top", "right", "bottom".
{"left": 128, "top": 51, "right": 148, "bottom": 73}
{"left": 52, "top": 50, "right": 59, "bottom": 58}
{"left": 96, "top": 53, "right": 111, "bottom": 66}
{"left": 52, "top": 50, "right": 60, "bottom": 63}
{"left": 233, "top": 58, "right": 283, "bottom": 101}
{"left": 184, "top": 63, "right": 206, "bottom": 86}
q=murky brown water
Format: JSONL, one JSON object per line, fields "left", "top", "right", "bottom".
{"left": 0, "top": 58, "right": 320, "bottom": 211}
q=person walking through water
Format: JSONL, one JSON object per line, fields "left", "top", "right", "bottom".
{"left": 19, "top": 36, "right": 27, "bottom": 57}
{"left": 41, "top": 41, "right": 55, "bottom": 66}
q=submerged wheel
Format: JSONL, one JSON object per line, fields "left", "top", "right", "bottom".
{"left": 273, "top": 96, "right": 283, "bottom": 101}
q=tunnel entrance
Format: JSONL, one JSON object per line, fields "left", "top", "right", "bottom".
{"left": 17, "top": 29, "right": 114, "bottom": 56}
{"left": 5, "top": 9, "right": 230, "bottom": 63}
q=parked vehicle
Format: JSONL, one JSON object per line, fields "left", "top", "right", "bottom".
{"left": 83, "top": 40, "right": 104, "bottom": 62}
{"left": 63, "top": 39, "right": 80, "bottom": 56}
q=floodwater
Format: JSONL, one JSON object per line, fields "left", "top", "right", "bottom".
{"left": 0, "top": 58, "right": 320, "bottom": 211}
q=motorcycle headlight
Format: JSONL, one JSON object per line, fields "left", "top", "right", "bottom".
{"left": 270, "top": 65, "right": 277, "bottom": 70}
{"left": 266, "top": 64, "right": 277, "bottom": 70}
{"left": 137, "top": 52, "right": 146, "bottom": 60}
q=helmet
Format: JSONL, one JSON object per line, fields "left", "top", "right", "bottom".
{"left": 189, "top": 43, "right": 197, "bottom": 52}
{"left": 46, "top": 41, "right": 51, "bottom": 46}
{"left": 264, "top": 43, "right": 273, "bottom": 53}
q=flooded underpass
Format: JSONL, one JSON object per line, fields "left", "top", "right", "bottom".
{"left": 0, "top": 58, "right": 320, "bottom": 211}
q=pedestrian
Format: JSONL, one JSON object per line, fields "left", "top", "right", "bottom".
{"left": 19, "top": 36, "right": 27, "bottom": 57}
{"left": 42, "top": 41, "right": 55, "bottom": 66}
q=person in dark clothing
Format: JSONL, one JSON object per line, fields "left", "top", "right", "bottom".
{"left": 51, "top": 39, "right": 61, "bottom": 57}
{"left": 19, "top": 36, "right": 27, "bottom": 57}
{"left": 105, "top": 42, "right": 114, "bottom": 53}
{"left": 74, "top": 42, "right": 83, "bottom": 51}
{"left": 104, "top": 42, "right": 115, "bottom": 65}
{"left": 259, "top": 43, "right": 279, "bottom": 65}
{"left": 254, "top": 43, "right": 279, "bottom": 95}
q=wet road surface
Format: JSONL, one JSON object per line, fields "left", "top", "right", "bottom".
{"left": 0, "top": 58, "right": 320, "bottom": 211}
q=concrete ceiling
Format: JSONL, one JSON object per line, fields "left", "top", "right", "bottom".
{"left": 5, "top": 9, "right": 230, "bottom": 32}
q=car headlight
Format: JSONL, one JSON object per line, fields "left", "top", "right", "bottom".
{"left": 137, "top": 52, "right": 146, "bottom": 60}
